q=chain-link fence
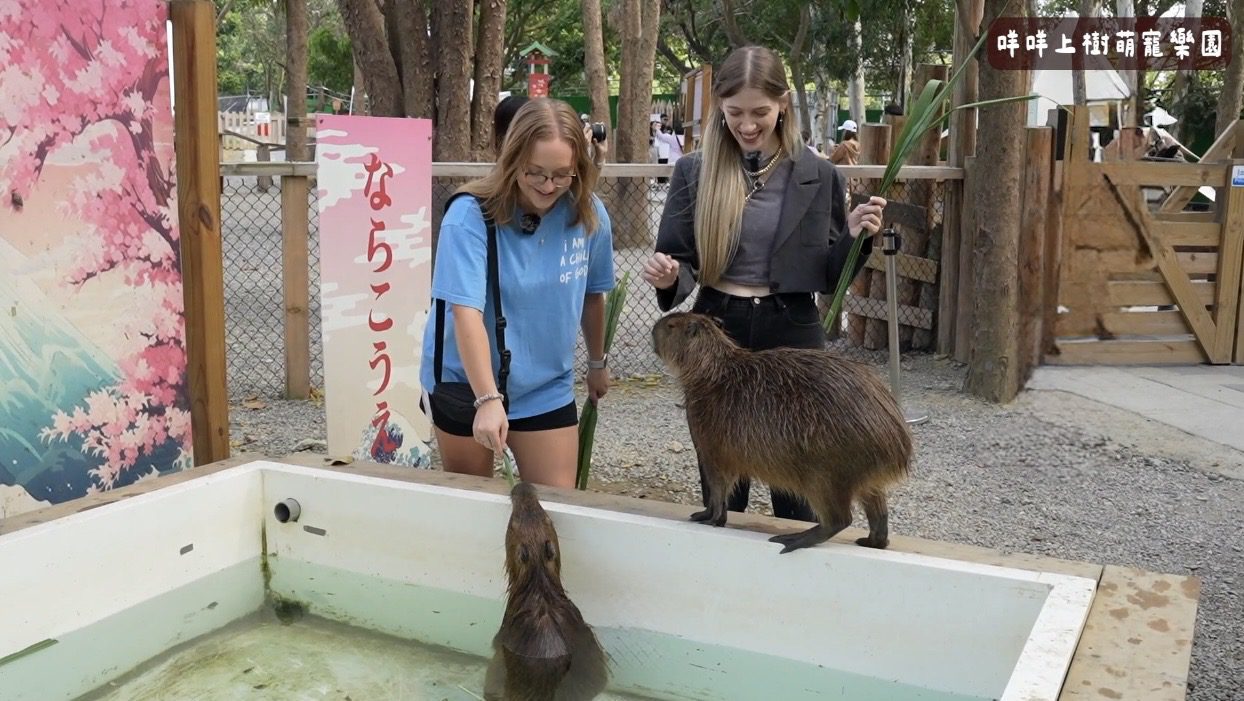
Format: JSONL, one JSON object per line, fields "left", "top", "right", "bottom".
{"left": 220, "top": 163, "right": 954, "bottom": 398}
{"left": 221, "top": 174, "right": 323, "bottom": 399}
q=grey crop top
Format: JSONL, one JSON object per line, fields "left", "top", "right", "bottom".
{"left": 720, "top": 157, "right": 793, "bottom": 286}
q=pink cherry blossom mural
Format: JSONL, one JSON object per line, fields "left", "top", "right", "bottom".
{"left": 0, "top": 0, "right": 191, "bottom": 517}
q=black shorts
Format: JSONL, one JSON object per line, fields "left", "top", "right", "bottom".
{"left": 428, "top": 399, "right": 578, "bottom": 437}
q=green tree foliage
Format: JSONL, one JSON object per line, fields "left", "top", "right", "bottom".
{"left": 217, "top": 0, "right": 279, "bottom": 97}
{"left": 503, "top": 0, "right": 621, "bottom": 94}
{"left": 308, "top": 24, "right": 353, "bottom": 94}
{"left": 215, "top": 0, "right": 349, "bottom": 102}
{"left": 659, "top": 0, "right": 955, "bottom": 103}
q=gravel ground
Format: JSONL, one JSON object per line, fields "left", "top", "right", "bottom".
{"left": 229, "top": 355, "right": 1243, "bottom": 700}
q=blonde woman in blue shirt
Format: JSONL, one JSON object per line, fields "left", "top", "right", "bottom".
{"left": 421, "top": 99, "right": 614, "bottom": 488}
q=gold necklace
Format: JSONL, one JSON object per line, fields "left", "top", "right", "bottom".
{"left": 742, "top": 148, "right": 783, "bottom": 178}
{"left": 743, "top": 148, "right": 784, "bottom": 203}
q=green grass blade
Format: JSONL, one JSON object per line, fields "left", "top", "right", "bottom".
{"left": 575, "top": 400, "right": 599, "bottom": 490}
{"left": 954, "top": 94, "right": 1041, "bottom": 111}
{"left": 575, "top": 272, "right": 630, "bottom": 490}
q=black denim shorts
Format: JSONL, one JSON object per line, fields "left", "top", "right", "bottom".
{"left": 692, "top": 287, "right": 827, "bottom": 351}
{"left": 428, "top": 399, "right": 578, "bottom": 437}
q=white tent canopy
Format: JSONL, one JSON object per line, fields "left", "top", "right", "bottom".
{"left": 1027, "top": 67, "right": 1133, "bottom": 126}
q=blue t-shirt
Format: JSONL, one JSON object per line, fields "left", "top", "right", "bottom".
{"left": 420, "top": 194, "right": 615, "bottom": 419}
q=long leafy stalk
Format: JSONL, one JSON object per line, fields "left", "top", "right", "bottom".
{"left": 822, "top": 12, "right": 1025, "bottom": 332}
{"left": 575, "top": 272, "right": 630, "bottom": 490}
{"left": 500, "top": 447, "right": 517, "bottom": 487}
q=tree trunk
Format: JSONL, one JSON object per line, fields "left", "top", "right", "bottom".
{"left": 470, "top": 0, "right": 507, "bottom": 160}
{"left": 822, "top": 88, "right": 837, "bottom": 147}
{"left": 790, "top": 5, "right": 812, "bottom": 135}
{"left": 385, "top": 0, "right": 434, "bottom": 119}
{"left": 1114, "top": 0, "right": 1139, "bottom": 124}
{"left": 719, "top": 0, "right": 748, "bottom": 48}
{"left": 848, "top": 19, "right": 866, "bottom": 123}
{"left": 582, "top": 0, "right": 611, "bottom": 129}
{"left": 898, "top": 0, "right": 914, "bottom": 109}
{"left": 616, "top": 0, "right": 660, "bottom": 164}
{"left": 945, "top": 0, "right": 983, "bottom": 360}
{"left": 336, "top": 0, "right": 403, "bottom": 117}
{"left": 1216, "top": 0, "right": 1244, "bottom": 138}
{"left": 435, "top": 0, "right": 474, "bottom": 161}
{"left": 285, "top": 0, "right": 309, "bottom": 161}
{"left": 1071, "top": 0, "right": 1096, "bottom": 107}
{"left": 614, "top": 0, "right": 662, "bottom": 248}
{"left": 352, "top": 59, "right": 364, "bottom": 113}
{"left": 964, "top": 0, "right": 1029, "bottom": 403}
{"left": 1169, "top": 0, "right": 1199, "bottom": 138}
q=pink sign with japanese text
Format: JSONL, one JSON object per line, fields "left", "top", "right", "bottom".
{"left": 315, "top": 115, "right": 434, "bottom": 467}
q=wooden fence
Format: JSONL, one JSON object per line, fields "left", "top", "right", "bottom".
{"left": 1047, "top": 108, "right": 1244, "bottom": 366}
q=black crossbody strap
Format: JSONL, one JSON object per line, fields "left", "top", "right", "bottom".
{"left": 487, "top": 216, "right": 510, "bottom": 405}
{"left": 434, "top": 195, "right": 508, "bottom": 408}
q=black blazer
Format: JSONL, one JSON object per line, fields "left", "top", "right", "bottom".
{"left": 653, "top": 145, "right": 873, "bottom": 311}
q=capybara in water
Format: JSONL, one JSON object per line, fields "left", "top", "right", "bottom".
{"left": 484, "top": 482, "right": 609, "bottom": 701}
{"left": 651, "top": 312, "right": 912, "bottom": 554}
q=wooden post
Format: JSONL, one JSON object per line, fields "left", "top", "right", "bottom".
{"left": 909, "top": 64, "right": 948, "bottom": 350}
{"left": 939, "top": 0, "right": 984, "bottom": 357}
{"left": 1042, "top": 137, "right": 1066, "bottom": 364}
{"left": 282, "top": 175, "right": 312, "bottom": 399}
{"left": 256, "top": 144, "right": 272, "bottom": 192}
{"left": 938, "top": 178, "right": 964, "bottom": 356}
{"left": 954, "top": 155, "right": 978, "bottom": 363}
{"left": 864, "top": 123, "right": 892, "bottom": 350}
{"left": 1018, "top": 127, "right": 1054, "bottom": 384}
{"left": 1222, "top": 159, "right": 1244, "bottom": 364}
{"left": 850, "top": 123, "right": 891, "bottom": 347}
{"left": 172, "top": 0, "right": 230, "bottom": 464}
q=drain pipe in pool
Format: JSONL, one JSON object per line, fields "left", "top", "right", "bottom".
{"left": 274, "top": 498, "right": 301, "bottom": 523}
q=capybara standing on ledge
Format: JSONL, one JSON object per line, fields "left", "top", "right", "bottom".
{"left": 484, "top": 482, "right": 609, "bottom": 701}
{"left": 652, "top": 312, "right": 913, "bottom": 554}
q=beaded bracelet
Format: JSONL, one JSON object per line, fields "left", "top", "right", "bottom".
{"left": 473, "top": 392, "right": 504, "bottom": 409}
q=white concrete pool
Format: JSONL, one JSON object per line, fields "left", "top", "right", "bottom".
{"left": 0, "top": 458, "right": 1103, "bottom": 700}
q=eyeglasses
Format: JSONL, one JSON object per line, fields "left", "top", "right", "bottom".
{"left": 523, "top": 170, "right": 576, "bottom": 188}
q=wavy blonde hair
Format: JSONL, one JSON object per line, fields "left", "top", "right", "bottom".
{"left": 695, "top": 46, "right": 801, "bottom": 285}
{"left": 461, "top": 98, "right": 601, "bottom": 234}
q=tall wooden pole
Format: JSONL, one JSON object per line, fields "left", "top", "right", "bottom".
{"left": 941, "top": 0, "right": 984, "bottom": 359}
{"left": 172, "top": 0, "right": 230, "bottom": 464}
{"left": 964, "top": 0, "right": 1029, "bottom": 403}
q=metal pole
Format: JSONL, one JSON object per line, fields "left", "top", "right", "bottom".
{"left": 882, "top": 228, "right": 929, "bottom": 426}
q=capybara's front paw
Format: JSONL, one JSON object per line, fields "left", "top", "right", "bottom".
{"left": 689, "top": 507, "right": 713, "bottom": 523}
{"left": 689, "top": 506, "right": 726, "bottom": 526}
{"left": 855, "top": 535, "right": 889, "bottom": 549}
{"left": 770, "top": 525, "right": 830, "bottom": 553}
{"left": 769, "top": 532, "right": 800, "bottom": 546}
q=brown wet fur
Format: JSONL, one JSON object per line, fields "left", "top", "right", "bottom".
{"left": 652, "top": 312, "right": 913, "bottom": 554}
{"left": 484, "top": 482, "right": 609, "bottom": 701}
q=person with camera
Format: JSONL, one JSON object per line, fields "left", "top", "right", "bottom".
{"left": 421, "top": 98, "right": 615, "bottom": 488}
{"left": 641, "top": 45, "right": 885, "bottom": 521}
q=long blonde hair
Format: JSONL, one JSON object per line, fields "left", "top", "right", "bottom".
{"left": 695, "top": 46, "right": 801, "bottom": 285}
{"left": 461, "top": 98, "right": 601, "bottom": 234}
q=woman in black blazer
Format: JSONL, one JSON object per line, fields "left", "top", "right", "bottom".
{"left": 642, "top": 45, "right": 886, "bottom": 522}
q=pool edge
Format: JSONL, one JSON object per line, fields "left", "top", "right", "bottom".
{"left": 0, "top": 453, "right": 1201, "bottom": 701}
